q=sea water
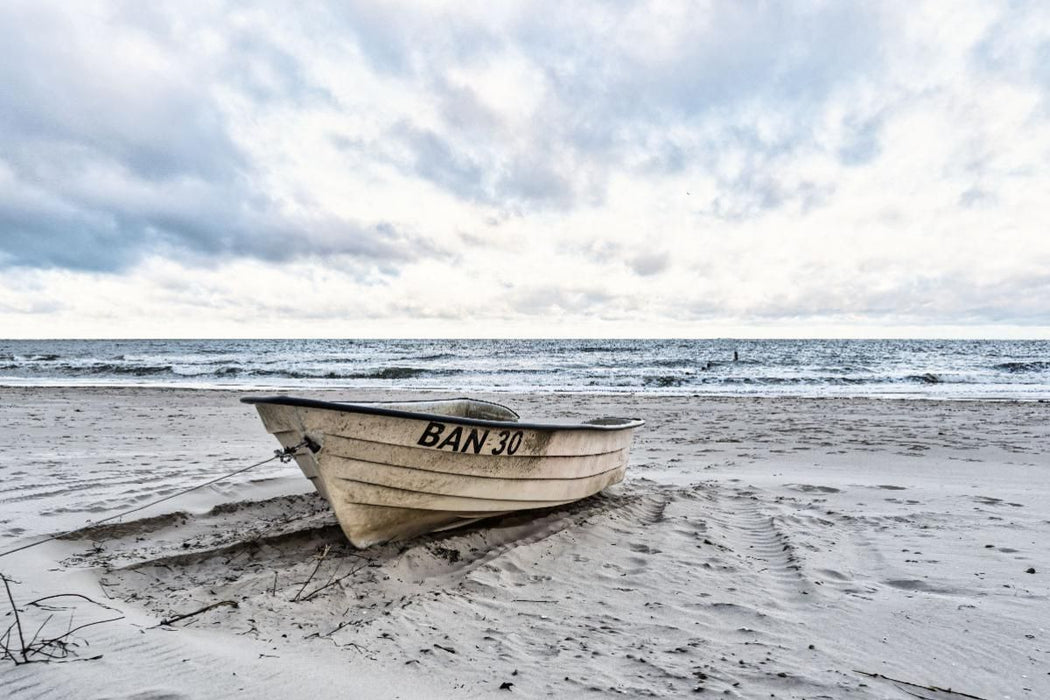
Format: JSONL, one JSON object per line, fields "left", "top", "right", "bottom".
{"left": 1, "top": 338, "right": 1049, "bottom": 400}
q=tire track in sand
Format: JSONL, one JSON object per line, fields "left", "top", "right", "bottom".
{"left": 706, "top": 487, "right": 814, "bottom": 606}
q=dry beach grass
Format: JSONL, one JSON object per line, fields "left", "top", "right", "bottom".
{"left": 1, "top": 387, "right": 1048, "bottom": 697}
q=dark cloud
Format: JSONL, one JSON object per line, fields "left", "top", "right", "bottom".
{"left": 496, "top": 154, "right": 575, "bottom": 208}
{"left": 512, "top": 3, "right": 884, "bottom": 150}
{"left": 223, "top": 34, "right": 334, "bottom": 106}
{"left": 0, "top": 2, "right": 427, "bottom": 272}
{"left": 321, "top": 1, "right": 416, "bottom": 75}
{"left": 436, "top": 82, "right": 503, "bottom": 134}
{"left": 321, "top": 0, "right": 502, "bottom": 76}
{"left": 391, "top": 123, "right": 486, "bottom": 202}
{"left": 0, "top": 1, "right": 896, "bottom": 271}
{"left": 0, "top": 127, "right": 428, "bottom": 271}
{"left": 322, "top": 1, "right": 889, "bottom": 214}
{"left": 388, "top": 120, "right": 575, "bottom": 209}
{"left": 627, "top": 5, "right": 881, "bottom": 115}
{"left": 700, "top": 169, "right": 834, "bottom": 222}
{"left": 509, "top": 285, "right": 615, "bottom": 316}
{"left": 0, "top": 8, "right": 240, "bottom": 184}
{"left": 629, "top": 252, "right": 669, "bottom": 277}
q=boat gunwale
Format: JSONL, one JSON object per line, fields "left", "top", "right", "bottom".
{"left": 241, "top": 395, "right": 645, "bottom": 431}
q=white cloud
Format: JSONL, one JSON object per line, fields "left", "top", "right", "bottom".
{"left": 0, "top": 0, "right": 1048, "bottom": 337}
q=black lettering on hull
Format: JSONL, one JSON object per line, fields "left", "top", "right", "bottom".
{"left": 417, "top": 421, "right": 445, "bottom": 447}
{"left": 417, "top": 422, "right": 509, "bottom": 455}
{"left": 462, "top": 428, "right": 490, "bottom": 454}
{"left": 437, "top": 426, "right": 464, "bottom": 452}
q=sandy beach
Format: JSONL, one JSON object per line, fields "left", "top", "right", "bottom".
{"left": 1, "top": 386, "right": 1048, "bottom": 698}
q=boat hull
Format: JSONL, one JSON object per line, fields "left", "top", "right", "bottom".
{"left": 245, "top": 397, "right": 643, "bottom": 547}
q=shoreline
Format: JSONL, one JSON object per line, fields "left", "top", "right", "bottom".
{"left": 1, "top": 386, "right": 1048, "bottom": 697}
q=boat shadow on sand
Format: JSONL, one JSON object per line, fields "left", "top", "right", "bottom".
{"left": 57, "top": 484, "right": 670, "bottom": 635}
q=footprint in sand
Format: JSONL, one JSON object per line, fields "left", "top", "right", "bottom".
{"left": 884, "top": 579, "right": 960, "bottom": 595}
{"left": 628, "top": 542, "right": 661, "bottom": 554}
{"left": 786, "top": 484, "right": 840, "bottom": 494}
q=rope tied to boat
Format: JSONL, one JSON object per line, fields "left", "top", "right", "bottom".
{"left": 0, "top": 440, "right": 312, "bottom": 560}
{"left": 276, "top": 438, "right": 315, "bottom": 462}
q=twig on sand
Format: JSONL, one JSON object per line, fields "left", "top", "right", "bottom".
{"left": 26, "top": 614, "right": 55, "bottom": 653}
{"left": 855, "top": 670, "right": 988, "bottom": 700}
{"left": 292, "top": 545, "right": 330, "bottom": 602}
{"left": 322, "top": 619, "right": 354, "bottom": 637}
{"left": 299, "top": 563, "right": 367, "bottom": 602}
{"left": 30, "top": 593, "right": 122, "bottom": 615}
{"left": 160, "top": 600, "right": 238, "bottom": 627}
{"left": 1, "top": 574, "right": 27, "bottom": 663}
{"left": 271, "top": 571, "right": 278, "bottom": 597}
{"left": 345, "top": 641, "right": 372, "bottom": 656}
{"left": 1, "top": 574, "right": 123, "bottom": 664}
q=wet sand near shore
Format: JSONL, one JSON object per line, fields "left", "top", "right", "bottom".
{"left": 1, "top": 387, "right": 1048, "bottom": 698}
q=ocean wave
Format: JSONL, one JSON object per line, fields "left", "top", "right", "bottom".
{"left": 237, "top": 368, "right": 343, "bottom": 380}
{"left": 644, "top": 375, "right": 687, "bottom": 387}
{"left": 193, "top": 347, "right": 248, "bottom": 355}
{"left": 651, "top": 358, "right": 697, "bottom": 368}
{"left": 994, "top": 361, "right": 1050, "bottom": 373}
{"left": 1, "top": 339, "right": 1048, "bottom": 399}
{"left": 907, "top": 373, "right": 941, "bottom": 384}
{"left": 368, "top": 367, "right": 429, "bottom": 380}
{"left": 701, "top": 376, "right": 870, "bottom": 386}
{"left": 83, "top": 363, "right": 173, "bottom": 376}
{"left": 574, "top": 344, "right": 644, "bottom": 353}
{"left": 654, "top": 374, "right": 953, "bottom": 387}
{"left": 229, "top": 366, "right": 463, "bottom": 380}
{"left": 14, "top": 353, "right": 62, "bottom": 362}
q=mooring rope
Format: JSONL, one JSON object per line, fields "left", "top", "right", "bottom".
{"left": 0, "top": 441, "right": 310, "bottom": 560}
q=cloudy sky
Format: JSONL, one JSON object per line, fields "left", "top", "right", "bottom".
{"left": 1, "top": 1, "right": 1048, "bottom": 338}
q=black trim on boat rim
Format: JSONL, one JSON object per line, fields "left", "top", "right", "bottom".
{"left": 241, "top": 395, "right": 645, "bottom": 431}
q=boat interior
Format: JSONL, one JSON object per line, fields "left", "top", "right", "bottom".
{"left": 361, "top": 398, "right": 520, "bottom": 422}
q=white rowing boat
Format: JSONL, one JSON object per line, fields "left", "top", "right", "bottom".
{"left": 242, "top": 396, "right": 644, "bottom": 547}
